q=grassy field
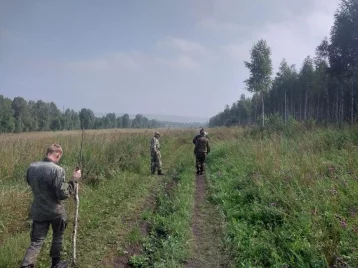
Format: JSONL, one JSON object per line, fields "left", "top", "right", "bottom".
{"left": 1, "top": 126, "right": 358, "bottom": 267}
{"left": 208, "top": 126, "right": 358, "bottom": 267}
{"left": 0, "top": 129, "right": 200, "bottom": 268}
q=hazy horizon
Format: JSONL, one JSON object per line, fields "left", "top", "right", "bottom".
{"left": 95, "top": 111, "right": 208, "bottom": 122}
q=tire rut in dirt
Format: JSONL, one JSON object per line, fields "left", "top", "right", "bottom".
{"left": 185, "top": 174, "right": 229, "bottom": 268}
{"left": 100, "top": 181, "right": 159, "bottom": 268}
{"left": 110, "top": 176, "right": 178, "bottom": 268}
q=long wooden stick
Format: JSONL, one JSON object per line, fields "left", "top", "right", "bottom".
{"left": 72, "top": 182, "right": 79, "bottom": 266}
{"left": 72, "top": 124, "right": 85, "bottom": 266}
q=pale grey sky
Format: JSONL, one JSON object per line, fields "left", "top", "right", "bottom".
{"left": 0, "top": 0, "right": 339, "bottom": 121}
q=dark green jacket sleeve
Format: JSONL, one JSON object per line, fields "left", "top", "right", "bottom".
{"left": 54, "top": 168, "right": 76, "bottom": 200}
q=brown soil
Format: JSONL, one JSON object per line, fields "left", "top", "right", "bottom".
{"left": 185, "top": 174, "right": 229, "bottom": 268}
{"left": 113, "top": 244, "right": 143, "bottom": 268}
{"left": 100, "top": 187, "right": 156, "bottom": 268}
{"left": 104, "top": 177, "right": 178, "bottom": 268}
{"left": 113, "top": 192, "right": 156, "bottom": 268}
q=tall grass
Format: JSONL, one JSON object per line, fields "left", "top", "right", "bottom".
{"left": 129, "top": 143, "right": 196, "bottom": 268}
{"left": 0, "top": 129, "right": 196, "bottom": 267}
{"left": 208, "top": 127, "right": 358, "bottom": 267}
{"left": 4, "top": 126, "right": 357, "bottom": 267}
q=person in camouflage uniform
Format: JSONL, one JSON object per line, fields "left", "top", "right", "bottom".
{"left": 150, "top": 131, "right": 163, "bottom": 175}
{"left": 192, "top": 128, "right": 204, "bottom": 145}
{"left": 194, "top": 129, "right": 210, "bottom": 175}
{"left": 20, "top": 144, "right": 81, "bottom": 268}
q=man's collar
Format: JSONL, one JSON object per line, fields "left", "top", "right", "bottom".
{"left": 43, "top": 157, "right": 54, "bottom": 163}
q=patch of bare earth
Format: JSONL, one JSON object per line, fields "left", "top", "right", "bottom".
{"left": 102, "top": 176, "right": 178, "bottom": 268}
{"left": 112, "top": 208, "right": 153, "bottom": 268}
{"left": 101, "top": 185, "right": 158, "bottom": 267}
{"left": 185, "top": 174, "right": 229, "bottom": 268}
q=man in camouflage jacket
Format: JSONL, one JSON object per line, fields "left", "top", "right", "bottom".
{"left": 194, "top": 129, "right": 210, "bottom": 175}
{"left": 150, "top": 131, "right": 163, "bottom": 175}
{"left": 20, "top": 144, "right": 81, "bottom": 268}
{"left": 192, "top": 128, "right": 204, "bottom": 145}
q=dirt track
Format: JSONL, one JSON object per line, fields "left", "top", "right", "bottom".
{"left": 185, "top": 173, "right": 229, "bottom": 268}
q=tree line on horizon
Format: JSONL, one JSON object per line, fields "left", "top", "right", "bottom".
{"left": 0, "top": 95, "right": 160, "bottom": 133}
{"left": 209, "top": 0, "right": 358, "bottom": 128}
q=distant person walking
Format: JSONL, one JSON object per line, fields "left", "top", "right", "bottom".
{"left": 150, "top": 131, "right": 163, "bottom": 175}
{"left": 20, "top": 144, "right": 81, "bottom": 268}
{"left": 194, "top": 129, "right": 210, "bottom": 175}
{"left": 192, "top": 128, "right": 204, "bottom": 146}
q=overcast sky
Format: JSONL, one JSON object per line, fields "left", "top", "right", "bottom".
{"left": 0, "top": 0, "right": 339, "bottom": 120}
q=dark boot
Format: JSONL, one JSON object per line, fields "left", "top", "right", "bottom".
{"left": 52, "top": 257, "right": 60, "bottom": 267}
{"left": 52, "top": 260, "right": 68, "bottom": 268}
{"left": 158, "top": 170, "right": 164, "bottom": 175}
{"left": 196, "top": 170, "right": 200, "bottom": 175}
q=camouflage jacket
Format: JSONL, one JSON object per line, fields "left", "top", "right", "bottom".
{"left": 26, "top": 157, "right": 75, "bottom": 221}
{"left": 150, "top": 137, "right": 160, "bottom": 153}
{"left": 192, "top": 134, "right": 201, "bottom": 145}
{"left": 194, "top": 136, "right": 210, "bottom": 154}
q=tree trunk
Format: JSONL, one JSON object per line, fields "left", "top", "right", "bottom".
{"left": 341, "top": 97, "right": 344, "bottom": 124}
{"left": 284, "top": 91, "right": 287, "bottom": 124}
{"left": 304, "top": 90, "right": 308, "bottom": 121}
{"left": 262, "top": 92, "right": 265, "bottom": 127}
{"left": 292, "top": 96, "right": 295, "bottom": 120}
{"left": 317, "top": 95, "right": 320, "bottom": 121}
{"left": 254, "top": 101, "right": 257, "bottom": 125}
{"left": 336, "top": 90, "right": 339, "bottom": 124}
{"left": 238, "top": 107, "right": 241, "bottom": 125}
{"left": 326, "top": 89, "right": 329, "bottom": 123}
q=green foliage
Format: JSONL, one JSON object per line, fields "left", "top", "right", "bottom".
{"left": 0, "top": 95, "right": 15, "bottom": 133}
{"left": 211, "top": 0, "right": 358, "bottom": 128}
{"left": 244, "top": 39, "right": 273, "bottom": 127}
{"left": 209, "top": 95, "right": 253, "bottom": 127}
{"left": 264, "top": 113, "right": 285, "bottom": 132}
{"left": 208, "top": 127, "right": 358, "bottom": 267}
{"left": 79, "top": 108, "right": 95, "bottom": 129}
{"left": 0, "top": 94, "right": 160, "bottom": 133}
{"left": 330, "top": 0, "right": 358, "bottom": 79}
{"left": 244, "top": 39, "right": 273, "bottom": 94}
{"left": 129, "top": 255, "right": 150, "bottom": 267}
{"left": 122, "top": 113, "right": 131, "bottom": 128}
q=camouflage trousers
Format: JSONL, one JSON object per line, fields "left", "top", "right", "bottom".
{"left": 151, "top": 151, "right": 162, "bottom": 173}
{"left": 21, "top": 217, "right": 67, "bottom": 267}
{"left": 195, "top": 152, "right": 207, "bottom": 173}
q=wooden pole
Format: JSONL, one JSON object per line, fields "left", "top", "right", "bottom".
{"left": 72, "top": 182, "right": 79, "bottom": 266}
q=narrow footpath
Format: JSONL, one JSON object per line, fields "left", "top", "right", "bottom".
{"left": 185, "top": 173, "right": 229, "bottom": 268}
